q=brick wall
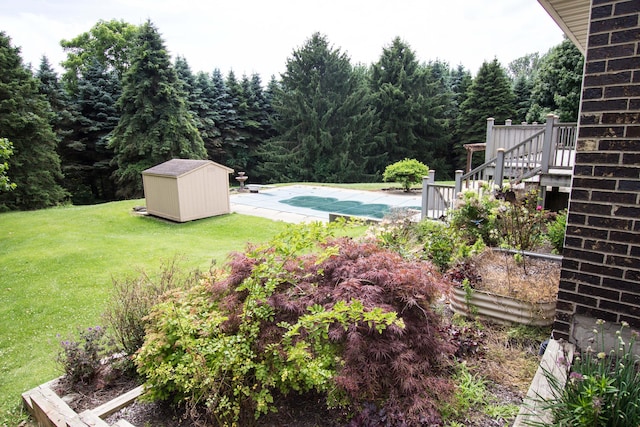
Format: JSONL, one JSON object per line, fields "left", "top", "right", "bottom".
{"left": 553, "top": 0, "right": 640, "bottom": 343}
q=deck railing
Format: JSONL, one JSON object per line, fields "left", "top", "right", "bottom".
{"left": 421, "top": 115, "right": 577, "bottom": 220}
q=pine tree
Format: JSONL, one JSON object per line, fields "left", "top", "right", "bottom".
{"left": 227, "top": 73, "right": 271, "bottom": 175}
{"left": 223, "top": 71, "right": 248, "bottom": 169}
{"left": 0, "top": 32, "right": 68, "bottom": 210}
{"left": 261, "top": 33, "right": 376, "bottom": 183}
{"left": 64, "top": 60, "right": 121, "bottom": 203}
{"left": 193, "top": 71, "right": 223, "bottom": 160}
{"left": 421, "top": 60, "right": 456, "bottom": 178}
{"left": 369, "top": 38, "right": 451, "bottom": 175}
{"left": 207, "top": 69, "right": 239, "bottom": 164}
{"left": 455, "top": 59, "right": 516, "bottom": 169}
{"left": 513, "top": 75, "right": 533, "bottom": 123}
{"left": 108, "top": 20, "right": 206, "bottom": 199}
{"left": 508, "top": 53, "right": 540, "bottom": 123}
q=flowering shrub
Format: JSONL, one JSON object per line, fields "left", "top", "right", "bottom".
{"left": 534, "top": 320, "right": 640, "bottom": 426}
{"left": 57, "top": 326, "right": 109, "bottom": 385}
{"left": 450, "top": 187, "right": 555, "bottom": 252}
{"left": 495, "top": 188, "right": 550, "bottom": 251}
{"left": 449, "top": 190, "right": 501, "bottom": 246}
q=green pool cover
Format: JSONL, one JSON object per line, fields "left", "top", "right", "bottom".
{"left": 280, "top": 195, "right": 413, "bottom": 219}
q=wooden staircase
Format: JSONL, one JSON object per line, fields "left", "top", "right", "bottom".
{"left": 422, "top": 115, "right": 577, "bottom": 219}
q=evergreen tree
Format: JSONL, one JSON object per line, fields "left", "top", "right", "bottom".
{"left": 261, "top": 33, "right": 377, "bottom": 183}
{"left": 513, "top": 75, "right": 533, "bottom": 123}
{"left": 508, "top": 53, "right": 540, "bottom": 123}
{"left": 455, "top": 59, "right": 516, "bottom": 169}
{"left": 0, "top": 32, "right": 68, "bottom": 210}
{"left": 108, "top": 20, "right": 206, "bottom": 199}
{"left": 223, "top": 70, "right": 248, "bottom": 168}
{"left": 36, "top": 56, "right": 69, "bottom": 119}
{"left": 226, "top": 73, "right": 273, "bottom": 175}
{"left": 527, "top": 38, "right": 584, "bottom": 122}
{"left": 207, "top": 69, "right": 239, "bottom": 164}
{"left": 449, "top": 64, "right": 473, "bottom": 171}
{"left": 422, "top": 60, "right": 456, "bottom": 178}
{"left": 369, "top": 38, "right": 450, "bottom": 175}
{"left": 193, "top": 71, "right": 223, "bottom": 161}
{"left": 64, "top": 60, "right": 121, "bottom": 203}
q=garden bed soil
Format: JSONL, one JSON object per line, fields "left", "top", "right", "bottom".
{"left": 471, "top": 249, "right": 561, "bottom": 304}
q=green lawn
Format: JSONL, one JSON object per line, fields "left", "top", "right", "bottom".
{"left": 0, "top": 200, "right": 289, "bottom": 424}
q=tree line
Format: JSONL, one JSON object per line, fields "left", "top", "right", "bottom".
{"left": 0, "top": 19, "right": 583, "bottom": 210}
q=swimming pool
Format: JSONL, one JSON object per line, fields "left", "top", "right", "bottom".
{"left": 230, "top": 185, "right": 422, "bottom": 221}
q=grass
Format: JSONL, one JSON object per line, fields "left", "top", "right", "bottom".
{"left": 0, "top": 200, "right": 290, "bottom": 424}
{"left": 267, "top": 181, "right": 456, "bottom": 191}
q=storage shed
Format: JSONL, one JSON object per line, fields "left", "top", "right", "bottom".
{"left": 142, "top": 159, "right": 234, "bottom": 222}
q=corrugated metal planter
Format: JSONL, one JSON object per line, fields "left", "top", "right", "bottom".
{"left": 450, "top": 285, "right": 557, "bottom": 326}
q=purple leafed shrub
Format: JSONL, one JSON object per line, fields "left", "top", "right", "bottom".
{"left": 218, "top": 237, "right": 455, "bottom": 425}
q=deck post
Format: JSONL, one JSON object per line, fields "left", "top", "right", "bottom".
{"left": 421, "top": 171, "right": 435, "bottom": 220}
{"left": 485, "top": 117, "right": 495, "bottom": 163}
{"left": 495, "top": 149, "right": 505, "bottom": 188}
{"left": 454, "top": 170, "right": 463, "bottom": 195}
{"left": 541, "top": 114, "right": 557, "bottom": 174}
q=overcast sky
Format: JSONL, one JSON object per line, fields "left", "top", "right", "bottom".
{"left": 2, "top": 0, "right": 565, "bottom": 82}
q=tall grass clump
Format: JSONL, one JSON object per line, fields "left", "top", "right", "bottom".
{"left": 530, "top": 320, "right": 640, "bottom": 426}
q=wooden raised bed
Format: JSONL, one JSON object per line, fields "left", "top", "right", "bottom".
{"left": 22, "top": 377, "right": 143, "bottom": 427}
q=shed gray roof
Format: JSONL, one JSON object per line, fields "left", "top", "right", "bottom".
{"left": 142, "top": 159, "right": 233, "bottom": 177}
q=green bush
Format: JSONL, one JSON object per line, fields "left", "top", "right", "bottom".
{"left": 448, "top": 190, "right": 501, "bottom": 247}
{"left": 546, "top": 210, "right": 567, "bottom": 254}
{"left": 135, "top": 222, "right": 454, "bottom": 426}
{"left": 382, "top": 158, "right": 429, "bottom": 192}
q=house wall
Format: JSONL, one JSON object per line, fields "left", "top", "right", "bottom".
{"left": 553, "top": 0, "right": 640, "bottom": 346}
{"left": 143, "top": 176, "right": 181, "bottom": 221}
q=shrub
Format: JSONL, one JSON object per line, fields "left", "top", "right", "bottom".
{"left": 546, "top": 210, "right": 567, "bottom": 254}
{"left": 382, "top": 158, "right": 429, "bottom": 192}
{"left": 495, "top": 188, "right": 551, "bottom": 252}
{"left": 136, "top": 222, "right": 454, "bottom": 426}
{"left": 449, "top": 190, "right": 501, "bottom": 246}
{"left": 102, "top": 256, "right": 195, "bottom": 361}
{"left": 57, "top": 326, "right": 109, "bottom": 385}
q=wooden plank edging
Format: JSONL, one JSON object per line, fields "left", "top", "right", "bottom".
{"left": 512, "top": 339, "right": 575, "bottom": 426}
{"left": 22, "top": 376, "right": 143, "bottom": 427}
{"left": 91, "top": 385, "right": 144, "bottom": 419}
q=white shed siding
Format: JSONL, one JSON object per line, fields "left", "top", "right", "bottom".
{"left": 176, "top": 166, "right": 230, "bottom": 221}
{"left": 143, "top": 175, "right": 182, "bottom": 221}
{"left": 142, "top": 159, "right": 233, "bottom": 222}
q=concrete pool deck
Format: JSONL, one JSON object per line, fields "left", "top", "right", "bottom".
{"left": 230, "top": 185, "right": 422, "bottom": 223}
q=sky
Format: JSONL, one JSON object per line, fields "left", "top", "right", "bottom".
{"left": 2, "top": 0, "right": 566, "bottom": 82}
